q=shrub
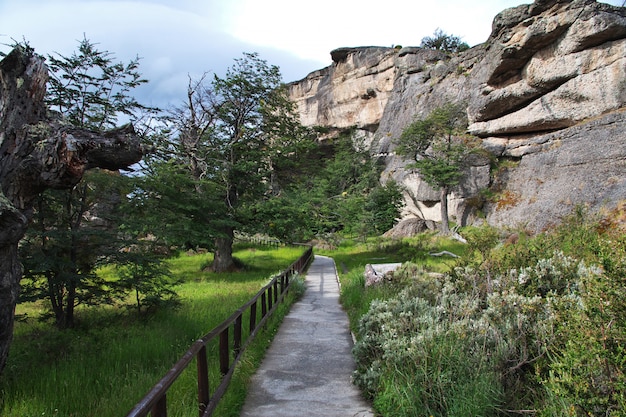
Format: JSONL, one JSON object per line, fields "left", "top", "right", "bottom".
{"left": 352, "top": 271, "right": 505, "bottom": 416}
{"left": 539, "top": 231, "right": 626, "bottom": 416}
{"left": 352, "top": 238, "right": 623, "bottom": 415}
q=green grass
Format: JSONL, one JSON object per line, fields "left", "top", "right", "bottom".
{"left": 317, "top": 235, "right": 467, "bottom": 337}
{"left": 0, "top": 245, "right": 306, "bottom": 417}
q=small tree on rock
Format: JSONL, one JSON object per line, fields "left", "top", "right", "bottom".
{"left": 395, "top": 103, "right": 474, "bottom": 234}
{"left": 421, "top": 28, "right": 469, "bottom": 53}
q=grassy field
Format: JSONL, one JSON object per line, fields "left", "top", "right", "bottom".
{"left": 0, "top": 245, "right": 306, "bottom": 417}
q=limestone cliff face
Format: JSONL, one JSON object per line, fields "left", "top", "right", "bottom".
{"left": 288, "top": 0, "right": 626, "bottom": 232}
{"left": 288, "top": 47, "right": 397, "bottom": 141}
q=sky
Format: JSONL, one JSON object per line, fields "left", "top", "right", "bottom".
{"left": 1, "top": 0, "right": 624, "bottom": 109}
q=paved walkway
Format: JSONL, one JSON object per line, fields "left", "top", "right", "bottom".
{"left": 239, "top": 255, "right": 374, "bottom": 417}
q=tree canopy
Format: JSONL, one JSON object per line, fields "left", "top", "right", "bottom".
{"left": 137, "top": 52, "right": 311, "bottom": 271}
{"left": 46, "top": 36, "right": 150, "bottom": 130}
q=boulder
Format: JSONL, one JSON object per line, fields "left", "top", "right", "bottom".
{"left": 364, "top": 263, "right": 402, "bottom": 286}
{"left": 383, "top": 218, "right": 436, "bottom": 238}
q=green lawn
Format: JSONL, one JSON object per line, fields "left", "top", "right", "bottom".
{"left": 0, "top": 245, "right": 306, "bottom": 417}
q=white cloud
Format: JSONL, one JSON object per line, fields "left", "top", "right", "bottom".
{"left": 229, "top": 0, "right": 525, "bottom": 63}
{"left": 2, "top": 0, "right": 624, "bottom": 108}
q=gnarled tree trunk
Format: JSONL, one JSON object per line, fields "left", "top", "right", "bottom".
{"left": 0, "top": 45, "right": 142, "bottom": 374}
{"left": 212, "top": 226, "right": 235, "bottom": 272}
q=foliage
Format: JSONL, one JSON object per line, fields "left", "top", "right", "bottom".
{"left": 350, "top": 211, "right": 626, "bottom": 416}
{"left": 539, "top": 225, "right": 626, "bottom": 416}
{"left": 396, "top": 103, "right": 469, "bottom": 188}
{"left": 19, "top": 38, "right": 176, "bottom": 327}
{"left": 245, "top": 133, "right": 404, "bottom": 241}
{"left": 19, "top": 170, "right": 126, "bottom": 327}
{"left": 356, "top": 293, "right": 503, "bottom": 417}
{"left": 127, "top": 160, "right": 229, "bottom": 250}
{"left": 45, "top": 36, "right": 150, "bottom": 130}
{"left": 145, "top": 52, "right": 310, "bottom": 271}
{"left": 309, "top": 135, "right": 387, "bottom": 236}
{"left": 243, "top": 188, "right": 313, "bottom": 242}
{"left": 420, "top": 28, "right": 470, "bottom": 54}
{"left": 395, "top": 103, "right": 476, "bottom": 233}
{"left": 114, "top": 244, "right": 179, "bottom": 314}
{"left": 362, "top": 180, "right": 405, "bottom": 235}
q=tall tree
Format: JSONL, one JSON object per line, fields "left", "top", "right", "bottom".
{"left": 0, "top": 45, "right": 142, "bottom": 374}
{"left": 209, "top": 53, "right": 304, "bottom": 271}
{"left": 155, "top": 53, "right": 308, "bottom": 272}
{"left": 395, "top": 103, "right": 473, "bottom": 234}
{"left": 19, "top": 38, "right": 151, "bottom": 328}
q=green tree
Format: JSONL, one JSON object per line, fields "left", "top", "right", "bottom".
{"left": 46, "top": 36, "right": 149, "bottom": 130}
{"left": 20, "top": 170, "right": 125, "bottom": 327}
{"left": 114, "top": 243, "right": 178, "bottom": 315}
{"left": 421, "top": 28, "right": 470, "bottom": 53}
{"left": 261, "top": 134, "right": 402, "bottom": 240}
{"left": 209, "top": 53, "right": 309, "bottom": 270}
{"left": 362, "top": 180, "right": 405, "bottom": 235}
{"left": 396, "top": 103, "right": 474, "bottom": 234}
{"left": 154, "top": 53, "right": 309, "bottom": 271}
{"left": 314, "top": 135, "right": 391, "bottom": 236}
{"left": 19, "top": 38, "right": 156, "bottom": 327}
{"left": 127, "top": 160, "right": 227, "bottom": 250}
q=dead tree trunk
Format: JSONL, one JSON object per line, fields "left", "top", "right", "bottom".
{"left": 0, "top": 45, "right": 142, "bottom": 374}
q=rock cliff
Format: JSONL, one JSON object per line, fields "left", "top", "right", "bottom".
{"left": 288, "top": 0, "right": 626, "bottom": 233}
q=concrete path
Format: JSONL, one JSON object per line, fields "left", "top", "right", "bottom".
{"left": 239, "top": 255, "right": 374, "bottom": 417}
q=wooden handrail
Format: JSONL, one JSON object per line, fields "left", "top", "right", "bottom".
{"left": 126, "top": 246, "right": 313, "bottom": 417}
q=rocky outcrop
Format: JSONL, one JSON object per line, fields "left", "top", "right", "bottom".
{"left": 468, "top": 0, "right": 626, "bottom": 136}
{"left": 288, "top": 0, "right": 626, "bottom": 233}
{"left": 288, "top": 47, "right": 398, "bottom": 142}
{"left": 486, "top": 110, "right": 626, "bottom": 231}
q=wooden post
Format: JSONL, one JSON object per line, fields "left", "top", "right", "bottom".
{"left": 197, "top": 345, "right": 209, "bottom": 416}
{"left": 234, "top": 315, "right": 242, "bottom": 357}
{"left": 249, "top": 301, "right": 257, "bottom": 333}
{"left": 261, "top": 293, "right": 267, "bottom": 317}
{"left": 219, "top": 329, "right": 229, "bottom": 375}
{"left": 151, "top": 395, "right": 167, "bottom": 417}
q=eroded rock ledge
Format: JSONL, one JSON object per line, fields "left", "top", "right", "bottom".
{"left": 288, "top": 0, "right": 626, "bottom": 232}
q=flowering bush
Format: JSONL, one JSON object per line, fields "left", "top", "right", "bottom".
{"left": 353, "top": 221, "right": 626, "bottom": 416}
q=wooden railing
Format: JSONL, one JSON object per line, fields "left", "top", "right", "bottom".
{"left": 126, "top": 246, "right": 313, "bottom": 417}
